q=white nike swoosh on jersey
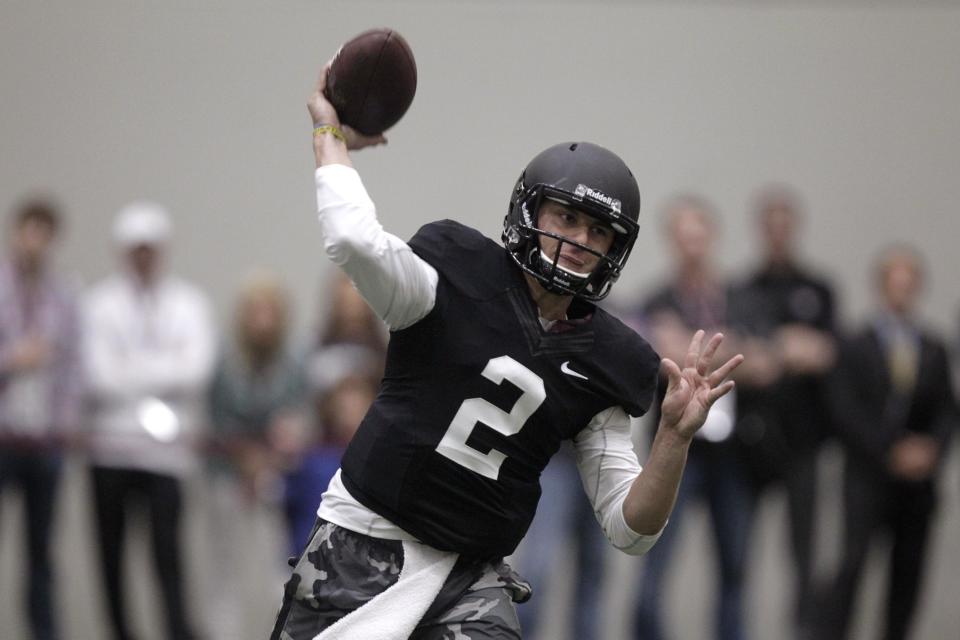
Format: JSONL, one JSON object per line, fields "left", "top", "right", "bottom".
{"left": 560, "top": 361, "right": 588, "bottom": 380}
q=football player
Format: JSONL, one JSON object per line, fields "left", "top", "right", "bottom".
{"left": 269, "top": 66, "right": 743, "bottom": 640}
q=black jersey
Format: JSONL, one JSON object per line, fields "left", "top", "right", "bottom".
{"left": 339, "top": 220, "right": 659, "bottom": 558}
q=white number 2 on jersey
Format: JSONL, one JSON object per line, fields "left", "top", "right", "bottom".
{"left": 435, "top": 356, "right": 546, "bottom": 480}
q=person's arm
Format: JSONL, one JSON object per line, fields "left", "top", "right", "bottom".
{"left": 622, "top": 331, "right": 742, "bottom": 535}
{"left": 575, "top": 331, "right": 741, "bottom": 554}
{"left": 889, "top": 341, "right": 959, "bottom": 481}
{"left": 929, "top": 342, "right": 959, "bottom": 451}
{"left": 82, "top": 286, "right": 216, "bottom": 401}
{"left": 307, "top": 64, "right": 438, "bottom": 331}
{"left": 125, "top": 288, "right": 217, "bottom": 397}
{"left": 51, "top": 288, "right": 84, "bottom": 434}
{"left": 573, "top": 405, "right": 661, "bottom": 555}
{"left": 314, "top": 167, "right": 437, "bottom": 330}
{"left": 82, "top": 288, "right": 132, "bottom": 401}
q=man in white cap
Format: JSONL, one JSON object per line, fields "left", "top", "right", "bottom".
{"left": 82, "top": 201, "right": 216, "bottom": 640}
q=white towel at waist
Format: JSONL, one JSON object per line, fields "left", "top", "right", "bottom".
{"left": 315, "top": 539, "right": 459, "bottom": 640}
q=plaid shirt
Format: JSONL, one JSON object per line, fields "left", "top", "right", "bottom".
{"left": 0, "top": 259, "right": 83, "bottom": 438}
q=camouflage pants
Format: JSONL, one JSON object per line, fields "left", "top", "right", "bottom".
{"left": 270, "top": 519, "right": 530, "bottom": 640}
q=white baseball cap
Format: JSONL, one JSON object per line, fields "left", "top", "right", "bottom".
{"left": 113, "top": 201, "right": 172, "bottom": 248}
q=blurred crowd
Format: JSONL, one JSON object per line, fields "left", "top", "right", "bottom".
{"left": 0, "top": 197, "right": 385, "bottom": 640}
{"left": 515, "top": 187, "right": 958, "bottom": 640}
{"left": 0, "top": 188, "right": 956, "bottom": 640}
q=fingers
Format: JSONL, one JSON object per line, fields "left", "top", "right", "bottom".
{"left": 684, "top": 329, "right": 723, "bottom": 375}
{"left": 684, "top": 329, "right": 705, "bottom": 369}
{"left": 317, "top": 60, "right": 332, "bottom": 93}
{"left": 703, "top": 352, "right": 743, "bottom": 407}
{"left": 342, "top": 125, "right": 388, "bottom": 151}
{"left": 309, "top": 62, "right": 340, "bottom": 128}
{"left": 706, "top": 380, "right": 736, "bottom": 405}
{"left": 660, "top": 357, "right": 681, "bottom": 389}
{"left": 696, "top": 332, "right": 724, "bottom": 375}
{"left": 708, "top": 353, "right": 744, "bottom": 387}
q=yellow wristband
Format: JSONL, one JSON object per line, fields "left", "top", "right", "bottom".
{"left": 313, "top": 124, "right": 346, "bottom": 144}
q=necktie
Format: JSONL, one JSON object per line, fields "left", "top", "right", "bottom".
{"left": 887, "top": 330, "right": 918, "bottom": 395}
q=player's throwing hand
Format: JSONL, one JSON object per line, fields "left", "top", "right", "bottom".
{"left": 308, "top": 62, "right": 387, "bottom": 151}
{"left": 659, "top": 330, "right": 743, "bottom": 440}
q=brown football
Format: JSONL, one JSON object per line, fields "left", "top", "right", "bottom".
{"left": 324, "top": 28, "right": 417, "bottom": 136}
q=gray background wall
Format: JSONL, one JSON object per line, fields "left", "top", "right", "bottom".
{"left": 2, "top": 0, "right": 959, "bottom": 336}
{"left": 1, "top": 1, "right": 959, "bottom": 639}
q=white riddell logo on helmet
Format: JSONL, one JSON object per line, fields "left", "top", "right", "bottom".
{"left": 574, "top": 184, "right": 621, "bottom": 214}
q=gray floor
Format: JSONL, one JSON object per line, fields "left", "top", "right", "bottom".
{"left": 2, "top": 442, "right": 959, "bottom": 640}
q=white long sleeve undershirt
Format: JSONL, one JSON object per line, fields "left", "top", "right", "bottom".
{"left": 315, "top": 164, "right": 438, "bottom": 331}
{"left": 314, "top": 164, "right": 659, "bottom": 555}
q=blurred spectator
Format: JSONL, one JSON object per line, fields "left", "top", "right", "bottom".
{"left": 82, "top": 202, "right": 216, "bottom": 640}
{"left": 283, "top": 372, "right": 378, "bottom": 556}
{"left": 280, "top": 272, "right": 386, "bottom": 555}
{"left": 205, "top": 270, "right": 307, "bottom": 640}
{"left": 820, "top": 246, "right": 958, "bottom": 640}
{"left": 514, "top": 444, "right": 608, "bottom": 640}
{"left": 733, "top": 186, "right": 836, "bottom": 638}
{"left": 632, "top": 195, "right": 752, "bottom": 640}
{"left": 0, "top": 198, "right": 82, "bottom": 640}
{"left": 306, "top": 271, "right": 386, "bottom": 395}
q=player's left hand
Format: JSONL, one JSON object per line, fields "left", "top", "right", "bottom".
{"left": 659, "top": 330, "right": 743, "bottom": 441}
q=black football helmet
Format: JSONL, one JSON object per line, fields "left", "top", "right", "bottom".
{"left": 502, "top": 142, "right": 641, "bottom": 301}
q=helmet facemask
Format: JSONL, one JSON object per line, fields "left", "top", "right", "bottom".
{"left": 505, "top": 182, "right": 638, "bottom": 301}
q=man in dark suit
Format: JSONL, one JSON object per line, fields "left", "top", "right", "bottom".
{"left": 822, "top": 245, "right": 958, "bottom": 640}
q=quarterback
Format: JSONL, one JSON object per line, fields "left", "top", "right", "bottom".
{"left": 269, "top": 66, "right": 743, "bottom": 640}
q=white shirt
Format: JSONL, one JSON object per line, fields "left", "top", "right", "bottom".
{"left": 82, "top": 272, "right": 216, "bottom": 476}
{"left": 314, "top": 164, "right": 660, "bottom": 555}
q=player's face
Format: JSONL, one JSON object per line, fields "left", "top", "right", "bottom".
{"left": 536, "top": 200, "right": 615, "bottom": 275}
